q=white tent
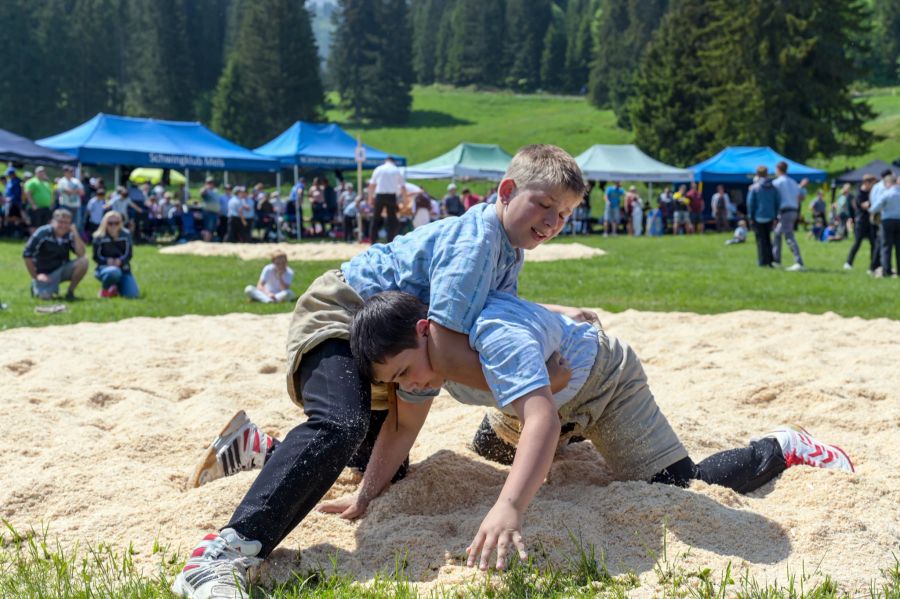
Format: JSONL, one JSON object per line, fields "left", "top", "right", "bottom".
{"left": 576, "top": 144, "right": 691, "bottom": 182}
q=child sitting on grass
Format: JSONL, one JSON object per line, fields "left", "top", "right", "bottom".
{"left": 725, "top": 219, "right": 748, "bottom": 245}
{"left": 244, "top": 250, "right": 297, "bottom": 304}
{"left": 323, "top": 290, "right": 855, "bottom": 571}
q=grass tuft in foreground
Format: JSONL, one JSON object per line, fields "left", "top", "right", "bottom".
{"left": 2, "top": 521, "right": 899, "bottom": 598}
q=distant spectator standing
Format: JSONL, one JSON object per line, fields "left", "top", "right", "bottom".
{"left": 92, "top": 210, "right": 139, "bottom": 298}
{"left": 3, "top": 166, "right": 25, "bottom": 236}
{"left": 868, "top": 169, "right": 892, "bottom": 274}
{"left": 218, "top": 183, "right": 233, "bottom": 241}
{"left": 242, "top": 185, "right": 257, "bottom": 241}
{"left": 22, "top": 209, "right": 88, "bottom": 300}
{"left": 604, "top": 181, "right": 624, "bottom": 236}
{"left": 23, "top": 166, "right": 53, "bottom": 232}
{"left": 200, "top": 177, "right": 221, "bottom": 242}
{"left": 746, "top": 166, "right": 779, "bottom": 267}
{"left": 810, "top": 190, "right": 828, "bottom": 240}
{"left": 624, "top": 186, "right": 643, "bottom": 236}
{"left": 57, "top": 165, "right": 85, "bottom": 230}
{"left": 462, "top": 188, "right": 482, "bottom": 211}
{"left": 672, "top": 184, "right": 691, "bottom": 235}
{"left": 85, "top": 188, "right": 108, "bottom": 238}
{"left": 711, "top": 185, "right": 730, "bottom": 232}
{"left": 226, "top": 187, "right": 245, "bottom": 243}
{"left": 412, "top": 191, "right": 433, "bottom": 229}
{"left": 869, "top": 174, "right": 900, "bottom": 277}
{"left": 685, "top": 182, "right": 704, "bottom": 234}
{"left": 772, "top": 162, "right": 806, "bottom": 271}
{"left": 844, "top": 175, "right": 878, "bottom": 270}
{"left": 367, "top": 156, "right": 406, "bottom": 243}
{"left": 835, "top": 183, "right": 853, "bottom": 238}
{"left": 657, "top": 186, "right": 674, "bottom": 232}
{"left": 244, "top": 251, "right": 297, "bottom": 303}
{"left": 442, "top": 183, "right": 464, "bottom": 217}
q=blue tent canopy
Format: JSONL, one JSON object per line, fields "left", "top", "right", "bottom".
{"left": 37, "top": 113, "right": 280, "bottom": 172}
{"left": 253, "top": 121, "right": 405, "bottom": 169}
{"left": 689, "top": 147, "right": 827, "bottom": 183}
{"left": 0, "top": 128, "right": 77, "bottom": 166}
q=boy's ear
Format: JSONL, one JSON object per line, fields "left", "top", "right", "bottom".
{"left": 498, "top": 178, "right": 516, "bottom": 204}
{"left": 415, "top": 319, "right": 430, "bottom": 337}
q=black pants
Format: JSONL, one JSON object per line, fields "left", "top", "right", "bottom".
{"left": 224, "top": 339, "right": 413, "bottom": 558}
{"left": 369, "top": 193, "right": 399, "bottom": 243}
{"left": 881, "top": 219, "right": 900, "bottom": 276}
{"left": 753, "top": 221, "right": 774, "bottom": 266}
{"left": 471, "top": 415, "right": 786, "bottom": 495}
{"left": 846, "top": 218, "right": 876, "bottom": 267}
{"left": 225, "top": 217, "right": 243, "bottom": 243}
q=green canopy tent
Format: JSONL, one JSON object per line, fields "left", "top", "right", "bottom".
{"left": 403, "top": 143, "right": 512, "bottom": 181}
{"left": 575, "top": 144, "right": 692, "bottom": 183}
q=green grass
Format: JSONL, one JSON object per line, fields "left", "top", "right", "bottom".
{"left": 2, "top": 230, "right": 897, "bottom": 330}
{"left": 2, "top": 522, "right": 898, "bottom": 598}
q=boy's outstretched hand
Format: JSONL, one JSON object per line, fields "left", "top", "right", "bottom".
{"left": 466, "top": 502, "right": 527, "bottom": 571}
{"left": 316, "top": 493, "right": 369, "bottom": 520}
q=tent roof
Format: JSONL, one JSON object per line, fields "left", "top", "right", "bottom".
{"left": 37, "top": 113, "right": 280, "bottom": 172}
{"left": 253, "top": 121, "right": 404, "bottom": 169}
{"left": 835, "top": 159, "right": 899, "bottom": 183}
{"left": 575, "top": 144, "right": 692, "bottom": 182}
{"left": 0, "top": 128, "right": 76, "bottom": 166}
{"left": 404, "top": 143, "right": 512, "bottom": 181}
{"left": 689, "top": 146, "right": 826, "bottom": 183}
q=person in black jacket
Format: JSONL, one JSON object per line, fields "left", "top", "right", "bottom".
{"left": 92, "top": 211, "right": 139, "bottom": 298}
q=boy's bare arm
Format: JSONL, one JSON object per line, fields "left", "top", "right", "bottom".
{"left": 429, "top": 323, "right": 572, "bottom": 393}
{"left": 467, "top": 387, "right": 560, "bottom": 571}
{"left": 317, "top": 398, "right": 432, "bottom": 519}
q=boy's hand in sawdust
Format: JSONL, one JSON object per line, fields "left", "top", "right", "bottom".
{"left": 466, "top": 502, "right": 527, "bottom": 571}
{"left": 316, "top": 493, "right": 369, "bottom": 519}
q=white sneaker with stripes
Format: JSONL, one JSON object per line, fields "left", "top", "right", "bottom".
{"left": 760, "top": 425, "right": 855, "bottom": 473}
{"left": 171, "top": 529, "right": 261, "bottom": 599}
{"left": 189, "top": 411, "right": 273, "bottom": 488}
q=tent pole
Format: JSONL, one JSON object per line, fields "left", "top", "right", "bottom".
{"left": 224, "top": 171, "right": 229, "bottom": 186}
{"left": 647, "top": 182, "right": 653, "bottom": 236}
{"left": 276, "top": 170, "right": 283, "bottom": 243}
{"left": 76, "top": 162, "right": 82, "bottom": 179}
{"left": 114, "top": 165, "right": 121, "bottom": 187}
{"left": 185, "top": 168, "right": 190, "bottom": 202}
{"left": 293, "top": 165, "right": 299, "bottom": 186}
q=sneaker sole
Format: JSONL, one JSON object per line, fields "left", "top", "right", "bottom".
{"left": 189, "top": 410, "right": 249, "bottom": 488}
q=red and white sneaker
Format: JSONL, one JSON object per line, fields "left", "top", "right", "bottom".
{"left": 171, "top": 528, "right": 261, "bottom": 599}
{"left": 189, "top": 411, "right": 274, "bottom": 488}
{"left": 759, "top": 425, "right": 855, "bottom": 473}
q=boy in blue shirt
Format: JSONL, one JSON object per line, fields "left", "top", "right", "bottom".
{"left": 337, "top": 290, "right": 855, "bottom": 571}
{"left": 174, "top": 145, "right": 592, "bottom": 599}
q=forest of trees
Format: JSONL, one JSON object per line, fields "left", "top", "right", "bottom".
{"left": 1, "top": 0, "right": 897, "bottom": 162}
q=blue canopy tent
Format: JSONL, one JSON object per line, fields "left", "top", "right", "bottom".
{"left": 0, "top": 128, "right": 77, "bottom": 166}
{"left": 689, "top": 146, "right": 827, "bottom": 183}
{"left": 37, "top": 113, "right": 281, "bottom": 175}
{"left": 253, "top": 121, "right": 405, "bottom": 169}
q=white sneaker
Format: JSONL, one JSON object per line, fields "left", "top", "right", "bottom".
{"left": 786, "top": 263, "right": 806, "bottom": 272}
{"left": 189, "top": 411, "right": 273, "bottom": 488}
{"left": 771, "top": 262, "right": 782, "bottom": 268}
{"left": 758, "top": 425, "right": 854, "bottom": 473}
{"left": 171, "top": 529, "right": 261, "bottom": 599}
{"left": 843, "top": 263, "right": 852, "bottom": 270}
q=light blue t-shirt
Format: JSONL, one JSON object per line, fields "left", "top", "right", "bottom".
{"left": 443, "top": 292, "right": 599, "bottom": 414}
{"left": 341, "top": 202, "right": 522, "bottom": 334}
{"left": 772, "top": 175, "right": 800, "bottom": 211}
{"left": 227, "top": 196, "right": 241, "bottom": 217}
{"left": 605, "top": 186, "right": 624, "bottom": 209}
{"left": 870, "top": 186, "right": 900, "bottom": 220}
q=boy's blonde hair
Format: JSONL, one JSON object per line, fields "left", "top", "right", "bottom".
{"left": 504, "top": 144, "right": 586, "bottom": 198}
{"left": 270, "top": 250, "right": 287, "bottom": 262}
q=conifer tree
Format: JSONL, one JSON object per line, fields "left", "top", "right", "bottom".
{"left": 562, "top": 0, "right": 597, "bottom": 93}
{"left": 331, "top": 0, "right": 413, "bottom": 123}
{"left": 443, "top": 0, "right": 504, "bottom": 86}
{"left": 630, "top": 0, "right": 715, "bottom": 165}
{"left": 504, "top": 0, "right": 551, "bottom": 90}
{"left": 412, "top": 0, "right": 451, "bottom": 84}
{"left": 212, "top": 0, "right": 323, "bottom": 146}
{"left": 540, "top": 5, "right": 568, "bottom": 92}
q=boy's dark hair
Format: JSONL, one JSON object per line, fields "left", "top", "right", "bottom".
{"left": 350, "top": 291, "right": 428, "bottom": 382}
{"left": 776, "top": 161, "right": 788, "bottom": 174}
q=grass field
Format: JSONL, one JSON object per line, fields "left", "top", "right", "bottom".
{"left": 2, "top": 231, "right": 897, "bottom": 331}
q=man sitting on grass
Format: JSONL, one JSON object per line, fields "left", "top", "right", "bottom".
{"left": 321, "top": 290, "right": 855, "bottom": 571}
{"left": 22, "top": 208, "right": 88, "bottom": 300}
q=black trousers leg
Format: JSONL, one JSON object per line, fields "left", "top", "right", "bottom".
{"left": 754, "top": 221, "right": 773, "bottom": 266}
{"left": 225, "top": 339, "right": 371, "bottom": 557}
{"left": 651, "top": 438, "right": 786, "bottom": 494}
{"left": 846, "top": 219, "right": 868, "bottom": 265}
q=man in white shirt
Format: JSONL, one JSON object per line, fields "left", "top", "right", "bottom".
{"left": 57, "top": 165, "right": 85, "bottom": 232}
{"left": 367, "top": 156, "right": 407, "bottom": 243}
